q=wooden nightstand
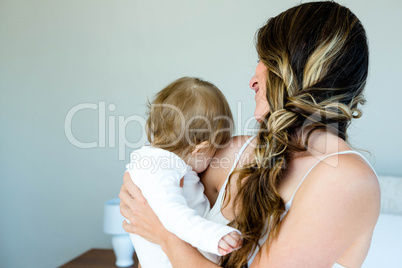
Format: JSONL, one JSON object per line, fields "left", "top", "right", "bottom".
{"left": 59, "top": 248, "right": 138, "bottom": 268}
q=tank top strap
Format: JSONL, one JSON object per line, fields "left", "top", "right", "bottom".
{"left": 229, "top": 136, "right": 256, "bottom": 174}
{"left": 215, "top": 136, "right": 256, "bottom": 207}
{"left": 287, "top": 150, "right": 375, "bottom": 207}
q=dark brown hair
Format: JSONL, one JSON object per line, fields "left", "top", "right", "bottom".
{"left": 222, "top": 2, "right": 368, "bottom": 267}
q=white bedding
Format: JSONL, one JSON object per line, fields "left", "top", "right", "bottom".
{"left": 362, "top": 213, "right": 402, "bottom": 267}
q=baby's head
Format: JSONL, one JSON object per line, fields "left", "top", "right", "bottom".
{"left": 146, "top": 77, "right": 233, "bottom": 173}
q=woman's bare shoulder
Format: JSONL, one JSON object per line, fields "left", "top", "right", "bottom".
{"left": 293, "top": 153, "right": 380, "bottom": 229}
{"left": 256, "top": 154, "right": 380, "bottom": 267}
{"left": 206, "top": 135, "right": 253, "bottom": 175}
{"left": 215, "top": 135, "right": 254, "bottom": 158}
{"left": 200, "top": 135, "right": 254, "bottom": 193}
{"left": 312, "top": 153, "right": 380, "bottom": 205}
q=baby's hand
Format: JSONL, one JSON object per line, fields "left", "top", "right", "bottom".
{"left": 218, "top": 231, "right": 242, "bottom": 255}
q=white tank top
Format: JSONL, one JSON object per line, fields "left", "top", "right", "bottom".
{"left": 204, "top": 136, "right": 377, "bottom": 268}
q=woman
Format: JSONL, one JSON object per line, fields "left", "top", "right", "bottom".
{"left": 119, "top": 1, "right": 380, "bottom": 267}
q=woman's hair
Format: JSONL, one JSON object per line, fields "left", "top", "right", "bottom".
{"left": 146, "top": 76, "right": 233, "bottom": 158}
{"left": 222, "top": 1, "right": 368, "bottom": 267}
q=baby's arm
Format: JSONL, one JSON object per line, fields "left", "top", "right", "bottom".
{"left": 127, "top": 166, "right": 241, "bottom": 256}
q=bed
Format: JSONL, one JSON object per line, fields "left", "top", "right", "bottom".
{"left": 362, "top": 176, "right": 402, "bottom": 268}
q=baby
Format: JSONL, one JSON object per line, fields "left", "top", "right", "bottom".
{"left": 126, "top": 77, "right": 241, "bottom": 268}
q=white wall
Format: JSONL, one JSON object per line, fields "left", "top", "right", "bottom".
{"left": 1, "top": 0, "right": 401, "bottom": 267}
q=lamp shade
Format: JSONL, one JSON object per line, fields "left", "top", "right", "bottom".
{"left": 103, "top": 198, "right": 127, "bottom": 235}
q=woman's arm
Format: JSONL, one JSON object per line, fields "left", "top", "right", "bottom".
{"left": 119, "top": 136, "right": 252, "bottom": 267}
{"left": 250, "top": 154, "right": 380, "bottom": 268}
{"left": 119, "top": 172, "right": 221, "bottom": 267}
{"left": 126, "top": 164, "right": 239, "bottom": 255}
{"left": 161, "top": 231, "right": 221, "bottom": 267}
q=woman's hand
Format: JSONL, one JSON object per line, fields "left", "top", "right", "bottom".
{"left": 119, "top": 172, "right": 168, "bottom": 245}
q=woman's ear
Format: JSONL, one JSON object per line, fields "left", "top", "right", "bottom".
{"left": 191, "top": 141, "right": 210, "bottom": 156}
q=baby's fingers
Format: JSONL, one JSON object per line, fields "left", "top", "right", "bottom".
{"left": 229, "top": 231, "right": 243, "bottom": 248}
{"left": 218, "top": 247, "right": 227, "bottom": 256}
{"left": 223, "top": 231, "right": 242, "bottom": 249}
{"left": 218, "top": 238, "right": 231, "bottom": 255}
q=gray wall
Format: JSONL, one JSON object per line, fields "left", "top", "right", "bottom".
{"left": 1, "top": 0, "right": 401, "bottom": 267}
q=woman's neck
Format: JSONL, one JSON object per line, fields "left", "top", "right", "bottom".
{"left": 297, "top": 129, "right": 350, "bottom": 158}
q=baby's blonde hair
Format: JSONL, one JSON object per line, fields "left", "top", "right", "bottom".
{"left": 146, "top": 77, "right": 233, "bottom": 158}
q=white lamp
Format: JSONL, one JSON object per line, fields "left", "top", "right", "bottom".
{"left": 103, "top": 198, "right": 135, "bottom": 267}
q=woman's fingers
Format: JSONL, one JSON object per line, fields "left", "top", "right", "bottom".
{"left": 120, "top": 198, "right": 134, "bottom": 220}
{"left": 122, "top": 219, "right": 134, "bottom": 233}
{"left": 123, "top": 172, "right": 147, "bottom": 204}
{"left": 122, "top": 170, "right": 133, "bottom": 183}
{"left": 119, "top": 172, "right": 147, "bottom": 215}
{"left": 119, "top": 185, "right": 135, "bottom": 211}
{"left": 119, "top": 171, "right": 168, "bottom": 245}
{"left": 119, "top": 172, "right": 138, "bottom": 224}
{"left": 122, "top": 219, "right": 142, "bottom": 235}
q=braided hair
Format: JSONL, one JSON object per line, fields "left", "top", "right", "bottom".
{"left": 222, "top": 2, "right": 368, "bottom": 267}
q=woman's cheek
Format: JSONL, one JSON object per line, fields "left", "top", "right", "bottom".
{"left": 254, "top": 101, "right": 270, "bottom": 122}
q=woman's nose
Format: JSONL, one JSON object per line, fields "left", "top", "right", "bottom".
{"left": 249, "top": 75, "right": 258, "bottom": 90}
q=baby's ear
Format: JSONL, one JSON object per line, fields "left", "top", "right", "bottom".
{"left": 191, "top": 141, "right": 210, "bottom": 155}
